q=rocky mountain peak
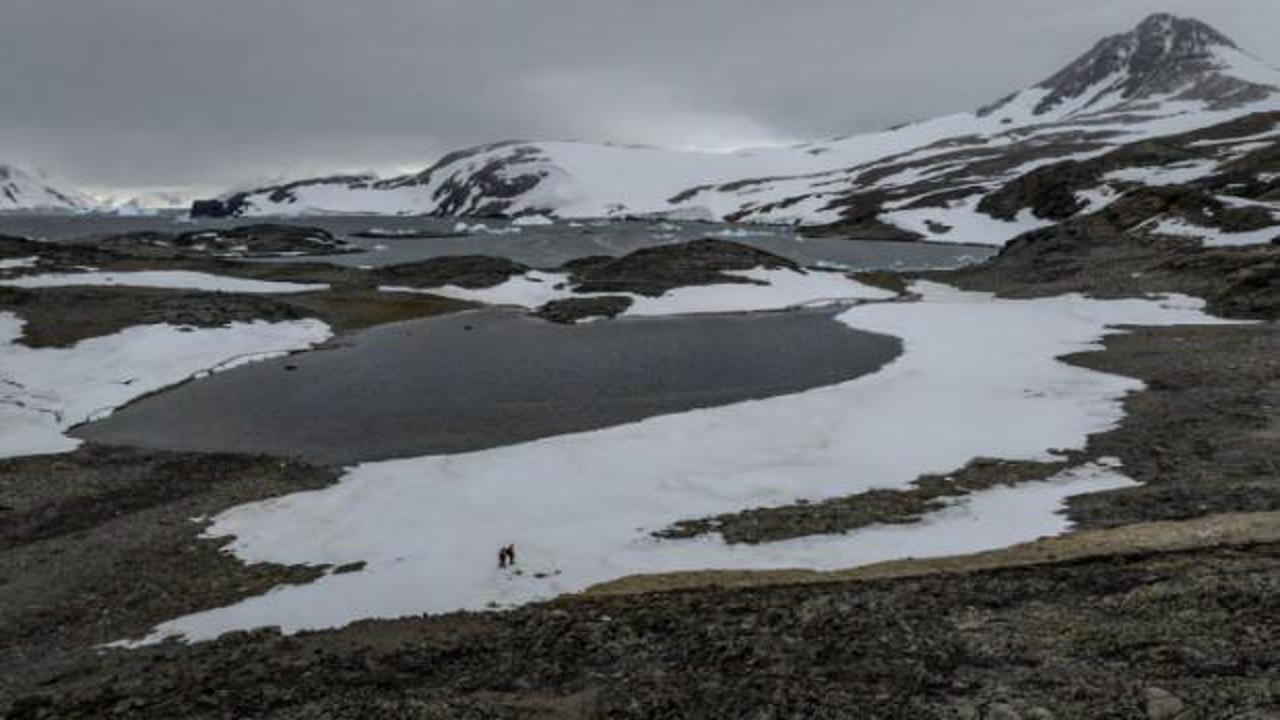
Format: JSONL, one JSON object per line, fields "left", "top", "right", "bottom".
{"left": 1022, "top": 14, "right": 1265, "bottom": 117}
{"left": 1133, "top": 13, "right": 1235, "bottom": 50}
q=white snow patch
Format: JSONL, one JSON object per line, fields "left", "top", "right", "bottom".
{"left": 709, "top": 227, "right": 779, "bottom": 239}
{"left": 0, "top": 271, "right": 327, "bottom": 294}
{"left": 1103, "top": 159, "right": 1221, "bottom": 186}
{"left": 1075, "top": 185, "right": 1124, "bottom": 214}
{"left": 0, "top": 315, "right": 332, "bottom": 459}
{"left": 386, "top": 267, "right": 896, "bottom": 317}
{"left": 136, "top": 283, "right": 1238, "bottom": 643}
{"left": 453, "top": 221, "right": 523, "bottom": 236}
{"left": 511, "top": 215, "right": 554, "bottom": 226}
{"left": 0, "top": 256, "right": 38, "bottom": 270}
{"left": 1217, "top": 140, "right": 1275, "bottom": 156}
{"left": 1187, "top": 129, "right": 1280, "bottom": 148}
{"left": 883, "top": 196, "right": 1055, "bottom": 246}
{"left": 1149, "top": 217, "right": 1279, "bottom": 247}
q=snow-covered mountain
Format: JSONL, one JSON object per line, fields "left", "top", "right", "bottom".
{"left": 192, "top": 14, "right": 1280, "bottom": 245}
{"left": 104, "top": 191, "right": 197, "bottom": 216}
{"left": 0, "top": 164, "right": 95, "bottom": 214}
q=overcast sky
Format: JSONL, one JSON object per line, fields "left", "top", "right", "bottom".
{"left": 0, "top": 0, "right": 1276, "bottom": 198}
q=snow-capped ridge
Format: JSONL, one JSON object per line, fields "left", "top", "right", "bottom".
{"left": 188, "top": 13, "right": 1280, "bottom": 243}
{"left": 0, "top": 164, "right": 95, "bottom": 213}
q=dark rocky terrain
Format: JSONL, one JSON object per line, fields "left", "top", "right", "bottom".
{"left": 0, "top": 285, "right": 313, "bottom": 347}
{"left": 372, "top": 255, "right": 531, "bottom": 289}
{"left": 563, "top": 239, "right": 800, "bottom": 297}
{"left": 941, "top": 202, "right": 1280, "bottom": 320}
{"left": 0, "top": 231, "right": 367, "bottom": 286}
{"left": 5, "top": 533, "right": 1277, "bottom": 718}
{"left": 0, "top": 212, "right": 1276, "bottom": 717}
{"left": 3, "top": 12, "right": 1279, "bottom": 712}
{"left": 977, "top": 111, "right": 1280, "bottom": 227}
{"left": 533, "top": 295, "right": 634, "bottom": 324}
{"left": 352, "top": 239, "right": 816, "bottom": 323}
{"left": 0, "top": 283, "right": 472, "bottom": 347}
{"left": 0, "top": 446, "right": 340, "bottom": 703}
{"left": 75, "top": 224, "right": 357, "bottom": 259}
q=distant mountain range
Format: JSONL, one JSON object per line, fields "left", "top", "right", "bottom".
{"left": 8, "top": 14, "right": 1279, "bottom": 247}
{"left": 0, "top": 167, "right": 192, "bottom": 216}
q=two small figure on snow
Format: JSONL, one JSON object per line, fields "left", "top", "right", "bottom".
{"left": 497, "top": 544, "right": 517, "bottom": 569}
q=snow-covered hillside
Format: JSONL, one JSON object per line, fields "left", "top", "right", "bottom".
{"left": 0, "top": 164, "right": 94, "bottom": 214}
{"left": 103, "top": 191, "right": 195, "bottom": 216}
{"left": 192, "top": 14, "right": 1280, "bottom": 246}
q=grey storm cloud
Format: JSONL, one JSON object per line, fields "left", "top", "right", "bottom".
{"left": 0, "top": 0, "right": 1276, "bottom": 196}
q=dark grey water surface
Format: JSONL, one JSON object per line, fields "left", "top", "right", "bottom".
{"left": 0, "top": 214, "right": 994, "bottom": 270}
{"left": 74, "top": 308, "right": 900, "bottom": 465}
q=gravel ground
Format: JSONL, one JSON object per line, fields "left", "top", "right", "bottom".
{"left": 0, "top": 226, "right": 1277, "bottom": 717}
{"left": 5, "top": 539, "right": 1278, "bottom": 718}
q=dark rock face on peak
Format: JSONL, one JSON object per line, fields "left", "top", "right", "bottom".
{"left": 981, "top": 14, "right": 1271, "bottom": 120}
{"left": 190, "top": 175, "right": 377, "bottom": 218}
{"left": 415, "top": 144, "right": 547, "bottom": 217}
{"left": 189, "top": 142, "right": 550, "bottom": 219}
{"left": 1038, "top": 14, "right": 1265, "bottom": 112}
